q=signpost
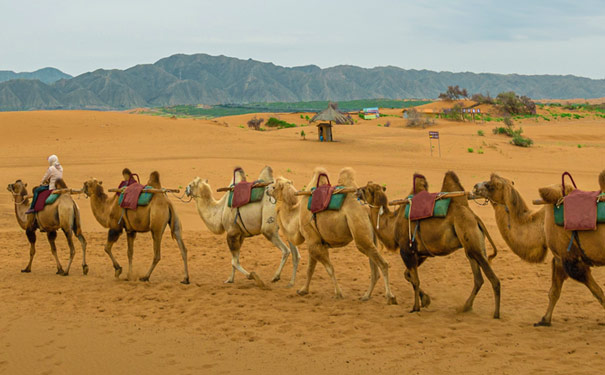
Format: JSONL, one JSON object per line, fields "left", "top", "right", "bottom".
{"left": 429, "top": 131, "right": 440, "bottom": 157}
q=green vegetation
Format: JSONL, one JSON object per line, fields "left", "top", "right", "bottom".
{"left": 511, "top": 129, "right": 533, "bottom": 147}
{"left": 266, "top": 117, "right": 297, "bottom": 129}
{"left": 467, "top": 147, "right": 474, "bottom": 153}
{"left": 477, "top": 130, "right": 485, "bottom": 136}
{"left": 478, "top": 148, "right": 484, "bottom": 154}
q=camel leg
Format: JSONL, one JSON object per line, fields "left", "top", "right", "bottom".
{"left": 401, "top": 245, "right": 422, "bottom": 312}
{"left": 105, "top": 229, "right": 123, "bottom": 278}
{"left": 297, "top": 247, "right": 318, "bottom": 296}
{"left": 22, "top": 229, "right": 37, "bottom": 273}
{"left": 535, "top": 257, "right": 568, "bottom": 327}
{"left": 360, "top": 258, "right": 380, "bottom": 301}
{"left": 404, "top": 267, "right": 431, "bottom": 307}
{"left": 126, "top": 231, "right": 136, "bottom": 280}
{"left": 287, "top": 242, "right": 300, "bottom": 288}
{"left": 314, "top": 245, "right": 344, "bottom": 299}
{"left": 76, "top": 233, "right": 88, "bottom": 275}
{"left": 462, "top": 254, "right": 484, "bottom": 312}
{"left": 226, "top": 233, "right": 264, "bottom": 287}
{"left": 174, "top": 232, "right": 190, "bottom": 284}
{"left": 140, "top": 229, "right": 164, "bottom": 282}
{"left": 61, "top": 228, "right": 77, "bottom": 276}
{"left": 263, "top": 231, "right": 290, "bottom": 283}
{"left": 47, "top": 231, "right": 64, "bottom": 275}
{"left": 473, "top": 253, "right": 501, "bottom": 319}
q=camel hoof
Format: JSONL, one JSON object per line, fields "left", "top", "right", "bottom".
{"left": 534, "top": 320, "right": 551, "bottom": 327}
{"left": 21, "top": 269, "right": 31, "bottom": 273}
{"left": 114, "top": 267, "right": 122, "bottom": 278}
{"left": 224, "top": 279, "right": 234, "bottom": 284}
{"left": 286, "top": 282, "right": 295, "bottom": 289}
{"left": 139, "top": 277, "right": 150, "bottom": 282}
{"left": 271, "top": 276, "right": 280, "bottom": 283}
{"left": 56, "top": 269, "right": 65, "bottom": 275}
{"left": 387, "top": 296, "right": 398, "bottom": 305}
{"left": 181, "top": 278, "right": 190, "bottom": 285}
{"left": 248, "top": 272, "right": 266, "bottom": 289}
{"left": 421, "top": 294, "right": 431, "bottom": 308}
{"left": 493, "top": 312, "right": 500, "bottom": 319}
{"left": 334, "top": 293, "right": 344, "bottom": 300}
{"left": 360, "top": 295, "right": 371, "bottom": 302}
{"left": 297, "top": 289, "right": 309, "bottom": 296}
{"left": 61, "top": 271, "right": 69, "bottom": 277}
{"left": 462, "top": 304, "right": 472, "bottom": 313}
{"left": 82, "top": 264, "right": 89, "bottom": 275}
{"left": 409, "top": 307, "right": 420, "bottom": 313}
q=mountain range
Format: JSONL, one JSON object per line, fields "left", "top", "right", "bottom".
{"left": 1, "top": 54, "right": 604, "bottom": 111}
{"left": 0, "top": 67, "right": 72, "bottom": 84}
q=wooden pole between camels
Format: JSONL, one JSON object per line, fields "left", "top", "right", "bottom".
{"left": 108, "top": 188, "right": 180, "bottom": 194}
{"left": 23, "top": 188, "right": 83, "bottom": 200}
{"left": 533, "top": 196, "right": 605, "bottom": 205}
{"left": 388, "top": 191, "right": 471, "bottom": 206}
{"left": 294, "top": 187, "right": 358, "bottom": 196}
{"left": 216, "top": 181, "right": 272, "bottom": 192}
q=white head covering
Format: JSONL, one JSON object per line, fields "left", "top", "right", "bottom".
{"left": 48, "top": 154, "right": 59, "bottom": 166}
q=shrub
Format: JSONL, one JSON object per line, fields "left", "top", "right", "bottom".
{"left": 467, "top": 147, "right": 474, "bottom": 153}
{"left": 384, "top": 121, "right": 391, "bottom": 127}
{"left": 406, "top": 109, "right": 434, "bottom": 127}
{"left": 478, "top": 148, "right": 484, "bottom": 154}
{"left": 439, "top": 85, "right": 469, "bottom": 101}
{"left": 492, "top": 126, "right": 514, "bottom": 137}
{"left": 247, "top": 117, "right": 264, "bottom": 130}
{"left": 496, "top": 92, "right": 536, "bottom": 115}
{"left": 510, "top": 128, "right": 533, "bottom": 147}
{"left": 300, "top": 130, "right": 306, "bottom": 140}
{"left": 441, "top": 103, "right": 464, "bottom": 121}
{"left": 477, "top": 130, "right": 485, "bottom": 136}
{"left": 502, "top": 115, "right": 513, "bottom": 127}
{"left": 471, "top": 93, "right": 495, "bottom": 105}
{"left": 266, "top": 117, "right": 297, "bottom": 129}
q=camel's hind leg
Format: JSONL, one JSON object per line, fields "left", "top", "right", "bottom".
{"left": 461, "top": 254, "right": 484, "bottom": 312}
{"left": 76, "top": 233, "right": 88, "bottom": 275}
{"left": 313, "top": 243, "right": 344, "bottom": 299}
{"left": 262, "top": 231, "right": 290, "bottom": 283}
{"left": 126, "top": 231, "right": 136, "bottom": 280}
{"left": 140, "top": 228, "right": 164, "bottom": 282}
{"left": 472, "top": 253, "right": 501, "bottom": 319}
{"left": 360, "top": 258, "right": 380, "bottom": 301}
{"left": 47, "top": 231, "right": 65, "bottom": 275}
{"left": 226, "top": 233, "right": 264, "bottom": 287}
{"left": 297, "top": 251, "right": 318, "bottom": 296}
{"left": 22, "top": 229, "right": 37, "bottom": 273}
{"left": 61, "top": 228, "right": 77, "bottom": 276}
{"left": 536, "top": 257, "right": 568, "bottom": 326}
{"left": 105, "top": 229, "right": 123, "bottom": 278}
{"left": 174, "top": 232, "right": 190, "bottom": 284}
{"left": 287, "top": 242, "right": 300, "bottom": 288}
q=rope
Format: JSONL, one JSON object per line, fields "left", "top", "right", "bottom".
{"left": 170, "top": 191, "right": 193, "bottom": 203}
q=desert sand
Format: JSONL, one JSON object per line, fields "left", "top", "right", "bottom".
{"left": 1, "top": 109, "right": 605, "bottom": 374}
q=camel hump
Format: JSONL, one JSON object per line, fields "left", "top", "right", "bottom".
{"left": 599, "top": 170, "right": 605, "bottom": 193}
{"left": 258, "top": 165, "right": 274, "bottom": 182}
{"left": 337, "top": 167, "right": 357, "bottom": 187}
{"left": 55, "top": 178, "right": 68, "bottom": 189}
{"left": 147, "top": 171, "right": 162, "bottom": 189}
{"left": 412, "top": 173, "right": 429, "bottom": 194}
{"left": 539, "top": 184, "right": 573, "bottom": 204}
{"left": 308, "top": 167, "right": 330, "bottom": 188}
{"left": 232, "top": 166, "right": 246, "bottom": 184}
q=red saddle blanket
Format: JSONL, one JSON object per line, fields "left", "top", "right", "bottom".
{"left": 310, "top": 184, "right": 335, "bottom": 214}
{"left": 409, "top": 191, "right": 438, "bottom": 221}
{"left": 232, "top": 181, "right": 254, "bottom": 209}
{"left": 564, "top": 189, "right": 600, "bottom": 231}
{"left": 33, "top": 189, "right": 54, "bottom": 212}
{"left": 120, "top": 183, "right": 145, "bottom": 210}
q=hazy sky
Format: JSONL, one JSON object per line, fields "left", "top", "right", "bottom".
{"left": 1, "top": 0, "right": 604, "bottom": 78}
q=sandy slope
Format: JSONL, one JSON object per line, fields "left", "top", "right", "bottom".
{"left": 1, "top": 110, "right": 605, "bottom": 374}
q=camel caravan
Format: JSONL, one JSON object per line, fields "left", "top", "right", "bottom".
{"left": 7, "top": 155, "right": 605, "bottom": 326}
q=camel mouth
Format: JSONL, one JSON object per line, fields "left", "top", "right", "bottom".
{"left": 7, "top": 184, "right": 14, "bottom": 193}
{"left": 472, "top": 183, "right": 489, "bottom": 198}
{"left": 185, "top": 185, "right": 192, "bottom": 197}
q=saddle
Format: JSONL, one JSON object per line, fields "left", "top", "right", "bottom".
{"left": 120, "top": 183, "right": 146, "bottom": 210}
{"left": 404, "top": 174, "right": 450, "bottom": 221}
{"left": 556, "top": 172, "right": 601, "bottom": 231}
{"left": 231, "top": 181, "right": 254, "bottom": 208}
{"left": 33, "top": 189, "right": 54, "bottom": 212}
{"left": 310, "top": 173, "right": 335, "bottom": 214}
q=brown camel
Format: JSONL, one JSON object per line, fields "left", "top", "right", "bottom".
{"left": 7, "top": 179, "right": 87, "bottom": 275}
{"left": 357, "top": 172, "right": 500, "bottom": 317}
{"left": 532, "top": 170, "right": 605, "bottom": 326}
{"left": 280, "top": 167, "right": 397, "bottom": 304}
{"left": 472, "top": 174, "right": 548, "bottom": 264}
{"left": 82, "top": 171, "right": 190, "bottom": 284}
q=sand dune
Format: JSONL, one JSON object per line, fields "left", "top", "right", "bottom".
{"left": 1, "top": 110, "right": 605, "bottom": 374}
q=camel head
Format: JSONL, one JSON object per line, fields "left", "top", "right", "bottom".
{"left": 267, "top": 177, "right": 299, "bottom": 206}
{"left": 539, "top": 184, "right": 575, "bottom": 204}
{"left": 82, "top": 178, "right": 104, "bottom": 198}
{"left": 185, "top": 177, "right": 212, "bottom": 199}
{"left": 473, "top": 173, "right": 515, "bottom": 203}
{"left": 356, "top": 182, "right": 387, "bottom": 207}
{"left": 7, "top": 180, "right": 28, "bottom": 198}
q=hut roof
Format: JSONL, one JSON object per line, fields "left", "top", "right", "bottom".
{"left": 310, "top": 102, "right": 353, "bottom": 124}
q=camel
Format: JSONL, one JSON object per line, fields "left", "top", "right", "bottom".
{"left": 185, "top": 166, "right": 299, "bottom": 288}
{"left": 7, "top": 179, "right": 87, "bottom": 275}
{"left": 356, "top": 172, "right": 500, "bottom": 317}
{"left": 266, "top": 177, "right": 305, "bottom": 248}
{"left": 472, "top": 174, "right": 548, "bottom": 263}
{"left": 283, "top": 167, "right": 397, "bottom": 304}
{"left": 82, "top": 171, "right": 190, "bottom": 284}
{"left": 531, "top": 170, "right": 605, "bottom": 326}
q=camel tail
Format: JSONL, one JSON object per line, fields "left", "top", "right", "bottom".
{"left": 72, "top": 201, "right": 83, "bottom": 237}
{"left": 167, "top": 202, "right": 181, "bottom": 240}
{"left": 476, "top": 214, "right": 498, "bottom": 261}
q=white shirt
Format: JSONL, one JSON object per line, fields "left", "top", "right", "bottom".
{"left": 42, "top": 164, "right": 63, "bottom": 190}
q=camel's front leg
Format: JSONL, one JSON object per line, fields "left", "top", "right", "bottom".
{"left": 47, "top": 231, "right": 64, "bottom": 275}
{"left": 22, "top": 229, "right": 37, "bottom": 273}
{"left": 61, "top": 229, "right": 77, "bottom": 276}
{"left": 536, "top": 256, "right": 568, "bottom": 326}
{"left": 287, "top": 242, "right": 300, "bottom": 288}
{"left": 105, "top": 229, "right": 123, "bottom": 278}
{"left": 315, "top": 245, "right": 343, "bottom": 299}
{"left": 140, "top": 229, "right": 163, "bottom": 282}
{"left": 361, "top": 258, "right": 379, "bottom": 301}
{"left": 174, "top": 233, "right": 190, "bottom": 285}
{"left": 263, "top": 231, "right": 290, "bottom": 283}
{"left": 226, "top": 234, "right": 264, "bottom": 288}
{"left": 297, "top": 253, "right": 317, "bottom": 296}
{"left": 462, "top": 253, "right": 484, "bottom": 312}
{"left": 126, "top": 231, "right": 136, "bottom": 280}
{"left": 76, "top": 233, "right": 88, "bottom": 275}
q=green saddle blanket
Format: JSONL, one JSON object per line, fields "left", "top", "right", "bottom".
{"left": 118, "top": 186, "right": 154, "bottom": 207}
{"left": 45, "top": 192, "right": 59, "bottom": 205}
{"left": 306, "top": 186, "right": 346, "bottom": 211}
{"left": 554, "top": 193, "right": 605, "bottom": 226}
{"left": 404, "top": 195, "right": 451, "bottom": 219}
{"left": 227, "top": 184, "right": 266, "bottom": 207}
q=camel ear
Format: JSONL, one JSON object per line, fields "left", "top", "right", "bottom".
{"left": 24, "top": 183, "right": 28, "bottom": 187}
{"left": 382, "top": 186, "right": 387, "bottom": 192}
{"left": 511, "top": 180, "right": 515, "bottom": 186}
{"left": 99, "top": 181, "right": 103, "bottom": 185}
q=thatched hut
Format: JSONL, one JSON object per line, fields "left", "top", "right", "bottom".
{"left": 310, "top": 102, "right": 353, "bottom": 142}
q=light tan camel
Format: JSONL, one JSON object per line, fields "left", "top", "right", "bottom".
{"left": 266, "top": 177, "right": 305, "bottom": 248}
{"left": 532, "top": 170, "right": 605, "bottom": 326}
{"left": 185, "top": 166, "right": 300, "bottom": 288}
{"left": 357, "top": 172, "right": 500, "bottom": 317}
{"left": 291, "top": 167, "right": 397, "bottom": 304}
{"left": 7, "top": 179, "right": 87, "bottom": 275}
{"left": 82, "top": 171, "right": 190, "bottom": 284}
{"left": 473, "top": 174, "right": 548, "bottom": 263}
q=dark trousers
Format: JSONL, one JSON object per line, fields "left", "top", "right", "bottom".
{"left": 30, "top": 185, "right": 49, "bottom": 209}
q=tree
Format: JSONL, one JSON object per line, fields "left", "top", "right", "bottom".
{"left": 439, "top": 85, "right": 469, "bottom": 101}
{"left": 247, "top": 116, "right": 264, "bottom": 130}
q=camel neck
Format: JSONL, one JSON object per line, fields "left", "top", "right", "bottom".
{"left": 12, "top": 195, "right": 29, "bottom": 230}
{"left": 89, "top": 189, "right": 116, "bottom": 228}
{"left": 194, "top": 190, "right": 226, "bottom": 234}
